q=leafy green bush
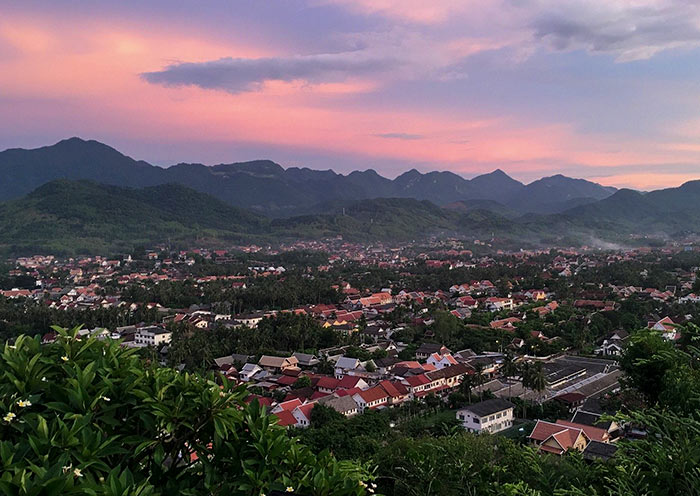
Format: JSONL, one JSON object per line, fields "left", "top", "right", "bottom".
{"left": 0, "top": 326, "right": 373, "bottom": 495}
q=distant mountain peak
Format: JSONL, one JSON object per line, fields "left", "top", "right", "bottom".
{"left": 0, "top": 137, "right": 631, "bottom": 218}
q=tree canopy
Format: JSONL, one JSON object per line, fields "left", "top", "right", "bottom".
{"left": 0, "top": 327, "right": 373, "bottom": 495}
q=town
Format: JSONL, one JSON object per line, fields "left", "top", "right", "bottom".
{"left": 3, "top": 239, "right": 699, "bottom": 465}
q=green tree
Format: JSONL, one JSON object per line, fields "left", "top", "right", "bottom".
{"left": 0, "top": 327, "right": 373, "bottom": 495}
{"left": 619, "top": 329, "right": 676, "bottom": 405}
{"left": 310, "top": 403, "right": 344, "bottom": 427}
{"left": 293, "top": 375, "right": 312, "bottom": 389}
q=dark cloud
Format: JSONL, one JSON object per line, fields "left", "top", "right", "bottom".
{"left": 142, "top": 52, "right": 398, "bottom": 93}
{"left": 373, "top": 132, "right": 423, "bottom": 140}
{"left": 529, "top": 1, "right": 700, "bottom": 60}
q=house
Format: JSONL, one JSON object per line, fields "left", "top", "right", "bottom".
{"left": 648, "top": 316, "right": 681, "bottom": 341}
{"left": 239, "top": 363, "right": 263, "bottom": 382}
{"left": 361, "top": 325, "right": 389, "bottom": 342}
{"left": 402, "top": 374, "right": 433, "bottom": 397}
{"left": 451, "top": 308, "right": 472, "bottom": 320}
{"left": 235, "top": 313, "right": 266, "bottom": 328}
{"left": 315, "top": 376, "right": 341, "bottom": 394}
{"left": 318, "top": 394, "right": 360, "bottom": 417}
{"left": 455, "top": 295, "right": 478, "bottom": 308}
{"left": 133, "top": 326, "right": 172, "bottom": 347}
{"left": 553, "top": 392, "right": 586, "bottom": 412}
{"left": 426, "top": 352, "right": 458, "bottom": 370}
{"left": 456, "top": 398, "right": 515, "bottom": 434}
{"left": 271, "top": 410, "right": 297, "bottom": 427}
{"left": 528, "top": 420, "right": 590, "bottom": 455}
{"left": 554, "top": 419, "right": 610, "bottom": 443}
{"left": 213, "top": 355, "right": 235, "bottom": 369}
{"left": 334, "top": 356, "right": 361, "bottom": 378}
{"left": 525, "top": 290, "right": 547, "bottom": 301}
{"left": 425, "top": 363, "right": 473, "bottom": 391}
{"left": 490, "top": 317, "right": 520, "bottom": 330}
{"left": 583, "top": 441, "right": 618, "bottom": 462}
{"left": 374, "top": 356, "right": 400, "bottom": 374}
{"left": 271, "top": 398, "right": 303, "bottom": 414}
{"left": 258, "top": 355, "right": 299, "bottom": 372}
{"left": 571, "top": 410, "right": 621, "bottom": 441}
{"left": 415, "top": 343, "right": 451, "bottom": 361}
{"left": 292, "top": 403, "right": 315, "bottom": 428}
{"left": 597, "top": 329, "right": 629, "bottom": 356}
{"left": 352, "top": 386, "right": 389, "bottom": 410}
{"left": 678, "top": 293, "right": 700, "bottom": 304}
{"left": 377, "top": 380, "right": 410, "bottom": 405}
{"left": 292, "top": 352, "right": 320, "bottom": 368}
{"left": 485, "top": 297, "right": 514, "bottom": 312}
{"left": 336, "top": 375, "right": 369, "bottom": 391}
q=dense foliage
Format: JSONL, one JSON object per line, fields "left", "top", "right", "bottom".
{"left": 167, "top": 313, "right": 349, "bottom": 370}
{"left": 0, "top": 327, "right": 373, "bottom": 495}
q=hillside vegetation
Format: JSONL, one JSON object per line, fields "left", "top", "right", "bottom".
{"left": 0, "top": 327, "right": 372, "bottom": 495}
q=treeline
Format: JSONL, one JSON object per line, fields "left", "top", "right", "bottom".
{"left": 121, "top": 272, "right": 341, "bottom": 311}
{"left": 0, "top": 297, "right": 158, "bottom": 342}
{"left": 167, "top": 313, "right": 351, "bottom": 370}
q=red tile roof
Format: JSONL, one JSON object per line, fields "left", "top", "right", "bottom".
{"left": 316, "top": 376, "right": 340, "bottom": 389}
{"left": 276, "top": 398, "right": 303, "bottom": 412}
{"left": 335, "top": 387, "right": 362, "bottom": 397}
{"left": 295, "top": 403, "right": 315, "bottom": 420}
{"left": 404, "top": 374, "right": 431, "bottom": 387}
{"left": 272, "top": 410, "right": 297, "bottom": 427}
{"left": 337, "top": 375, "right": 364, "bottom": 389}
{"left": 556, "top": 420, "right": 608, "bottom": 442}
{"left": 355, "top": 386, "right": 389, "bottom": 403}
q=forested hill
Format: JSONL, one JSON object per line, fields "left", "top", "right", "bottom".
{"left": 0, "top": 138, "right": 616, "bottom": 215}
{"left": 3, "top": 177, "right": 700, "bottom": 255}
{"left": 0, "top": 180, "right": 266, "bottom": 255}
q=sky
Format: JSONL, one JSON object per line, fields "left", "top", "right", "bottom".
{"left": 2, "top": 0, "right": 700, "bottom": 189}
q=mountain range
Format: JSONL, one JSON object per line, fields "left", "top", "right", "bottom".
{"left": 0, "top": 138, "right": 616, "bottom": 216}
{"left": 1, "top": 138, "right": 699, "bottom": 255}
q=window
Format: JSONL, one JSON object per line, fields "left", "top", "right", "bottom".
{"left": 474, "top": 418, "right": 480, "bottom": 424}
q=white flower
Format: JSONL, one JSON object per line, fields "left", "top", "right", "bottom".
{"left": 286, "top": 487, "right": 294, "bottom": 493}
{"left": 61, "top": 356, "right": 69, "bottom": 362}
{"left": 359, "top": 481, "right": 368, "bottom": 488}
{"left": 17, "top": 400, "right": 31, "bottom": 408}
{"left": 41, "top": 377, "right": 48, "bottom": 382}
{"left": 101, "top": 396, "right": 111, "bottom": 402}
{"left": 62, "top": 464, "right": 72, "bottom": 474}
{"left": 73, "top": 468, "right": 83, "bottom": 478}
{"left": 3, "top": 412, "right": 16, "bottom": 422}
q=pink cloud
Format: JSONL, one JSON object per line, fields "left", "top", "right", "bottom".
{"left": 2, "top": 12, "right": 700, "bottom": 191}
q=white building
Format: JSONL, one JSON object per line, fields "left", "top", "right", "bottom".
{"left": 134, "top": 326, "right": 172, "bottom": 347}
{"left": 456, "top": 398, "right": 515, "bottom": 434}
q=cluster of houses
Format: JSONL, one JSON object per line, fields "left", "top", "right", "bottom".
{"left": 214, "top": 344, "right": 482, "bottom": 428}
{"left": 454, "top": 390, "right": 621, "bottom": 461}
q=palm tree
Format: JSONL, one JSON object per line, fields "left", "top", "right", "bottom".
{"left": 529, "top": 362, "right": 547, "bottom": 414}
{"left": 472, "top": 362, "right": 486, "bottom": 401}
{"left": 501, "top": 352, "right": 519, "bottom": 399}
{"left": 520, "top": 361, "right": 532, "bottom": 420}
{"left": 460, "top": 372, "right": 476, "bottom": 404}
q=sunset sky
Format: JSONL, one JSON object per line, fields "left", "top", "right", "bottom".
{"left": 3, "top": 0, "right": 700, "bottom": 189}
